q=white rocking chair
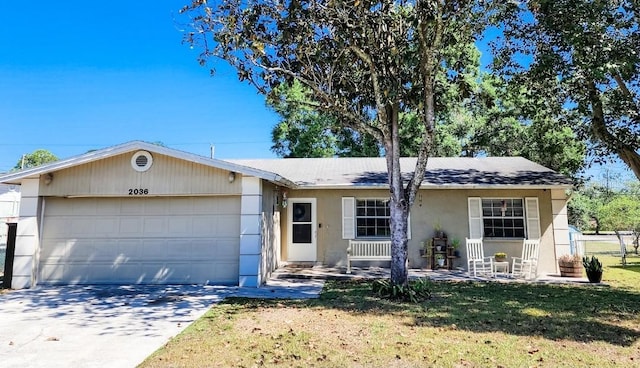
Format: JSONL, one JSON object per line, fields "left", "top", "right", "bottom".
{"left": 466, "top": 238, "right": 494, "bottom": 277}
{"left": 512, "top": 239, "right": 540, "bottom": 279}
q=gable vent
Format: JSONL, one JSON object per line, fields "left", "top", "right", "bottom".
{"left": 131, "top": 151, "right": 153, "bottom": 172}
{"left": 136, "top": 155, "right": 148, "bottom": 167}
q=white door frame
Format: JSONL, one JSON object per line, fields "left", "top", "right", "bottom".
{"left": 287, "top": 198, "right": 317, "bottom": 262}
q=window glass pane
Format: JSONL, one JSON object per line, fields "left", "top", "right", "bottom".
{"left": 481, "top": 198, "right": 526, "bottom": 238}
{"left": 292, "top": 224, "right": 312, "bottom": 243}
{"left": 355, "top": 198, "right": 391, "bottom": 238}
{"left": 481, "top": 199, "right": 492, "bottom": 217}
{"left": 292, "top": 203, "right": 311, "bottom": 222}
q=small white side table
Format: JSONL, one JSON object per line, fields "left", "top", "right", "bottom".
{"left": 493, "top": 261, "right": 509, "bottom": 277}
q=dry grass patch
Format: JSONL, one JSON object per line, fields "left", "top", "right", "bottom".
{"left": 141, "top": 269, "right": 640, "bottom": 368}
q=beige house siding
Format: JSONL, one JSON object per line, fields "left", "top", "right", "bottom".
{"left": 39, "top": 152, "right": 242, "bottom": 197}
{"left": 282, "top": 188, "right": 564, "bottom": 274}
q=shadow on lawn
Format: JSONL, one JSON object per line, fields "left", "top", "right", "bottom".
{"left": 610, "top": 263, "right": 640, "bottom": 274}
{"left": 294, "top": 280, "right": 640, "bottom": 347}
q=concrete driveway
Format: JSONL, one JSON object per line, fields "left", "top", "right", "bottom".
{"left": 0, "top": 279, "right": 323, "bottom": 368}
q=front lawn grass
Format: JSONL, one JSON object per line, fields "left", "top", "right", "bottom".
{"left": 140, "top": 255, "right": 640, "bottom": 368}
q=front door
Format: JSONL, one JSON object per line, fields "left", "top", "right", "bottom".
{"left": 287, "top": 198, "right": 317, "bottom": 262}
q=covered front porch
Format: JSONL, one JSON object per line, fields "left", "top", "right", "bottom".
{"left": 270, "top": 264, "right": 599, "bottom": 286}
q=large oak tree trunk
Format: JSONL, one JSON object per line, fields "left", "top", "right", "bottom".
{"left": 389, "top": 196, "right": 409, "bottom": 286}
{"left": 385, "top": 105, "right": 410, "bottom": 286}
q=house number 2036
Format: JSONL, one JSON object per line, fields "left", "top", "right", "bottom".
{"left": 128, "top": 188, "right": 149, "bottom": 195}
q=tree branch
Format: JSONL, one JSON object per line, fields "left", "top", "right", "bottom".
{"left": 611, "top": 70, "right": 640, "bottom": 122}
{"left": 349, "top": 45, "right": 389, "bottom": 134}
{"left": 588, "top": 80, "right": 640, "bottom": 180}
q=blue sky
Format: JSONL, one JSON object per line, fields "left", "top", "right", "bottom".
{"left": 0, "top": 1, "right": 279, "bottom": 172}
{"left": 0, "top": 1, "right": 634, "bottom": 184}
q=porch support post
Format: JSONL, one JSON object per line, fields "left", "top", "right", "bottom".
{"left": 238, "top": 176, "right": 263, "bottom": 287}
{"left": 12, "top": 178, "right": 41, "bottom": 289}
{"left": 551, "top": 189, "right": 570, "bottom": 274}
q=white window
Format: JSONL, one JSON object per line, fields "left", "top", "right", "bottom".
{"left": 468, "top": 197, "right": 540, "bottom": 239}
{"left": 342, "top": 197, "right": 411, "bottom": 240}
{"left": 356, "top": 199, "right": 391, "bottom": 238}
{"left": 482, "top": 199, "right": 525, "bottom": 238}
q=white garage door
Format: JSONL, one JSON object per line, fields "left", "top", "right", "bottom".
{"left": 39, "top": 196, "right": 240, "bottom": 285}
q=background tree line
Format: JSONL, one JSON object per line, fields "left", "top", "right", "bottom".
{"left": 267, "top": 44, "right": 587, "bottom": 180}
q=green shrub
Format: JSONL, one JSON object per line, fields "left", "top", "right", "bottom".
{"left": 583, "top": 255, "right": 603, "bottom": 272}
{"left": 371, "top": 278, "right": 433, "bottom": 303}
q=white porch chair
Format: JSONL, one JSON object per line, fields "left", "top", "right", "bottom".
{"left": 466, "top": 238, "right": 494, "bottom": 277}
{"left": 511, "top": 239, "right": 540, "bottom": 279}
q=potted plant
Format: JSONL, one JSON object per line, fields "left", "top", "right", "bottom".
{"left": 583, "top": 255, "right": 603, "bottom": 283}
{"left": 558, "top": 254, "right": 583, "bottom": 278}
{"left": 433, "top": 220, "right": 447, "bottom": 239}
{"left": 494, "top": 252, "right": 507, "bottom": 262}
{"left": 435, "top": 253, "right": 445, "bottom": 267}
{"left": 451, "top": 238, "right": 461, "bottom": 257}
{"left": 419, "top": 239, "right": 432, "bottom": 257}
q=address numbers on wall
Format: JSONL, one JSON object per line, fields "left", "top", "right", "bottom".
{"left": 128, "top": 188, "right": 149, "bottom": 195}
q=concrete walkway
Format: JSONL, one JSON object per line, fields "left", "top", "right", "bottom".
{"left": 0, "top": 277, "right": 324, "bottom": 368}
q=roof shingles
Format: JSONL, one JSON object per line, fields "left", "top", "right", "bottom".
{"left": 229, "top": 157, "right": 572, "bottom": 188}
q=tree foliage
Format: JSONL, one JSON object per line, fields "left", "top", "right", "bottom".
{"left": 441, "top": 70, "right": 586, "bottom": 177}
{"left": 569, "top": 179, "right": 640, "bottom": 252}
{"left": 13, "top": 149, "right": 58, "bottom": 170}
{"left": 268, "top": 44, "right": 586, "bottom": 178}
{"left": 598, "top": 195, "right": 640, "bottom": 252}
{"left": 494, "top": 0, "right": 640, "bottom": 179}
{"left": 568, "top": 183, "right": 614, "bottom": 234}
{"left": 267, "top": 80, "right": 380, "bottom": 157}
{"left": 181, "top": 0, "right": 494, "bottom": 285}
